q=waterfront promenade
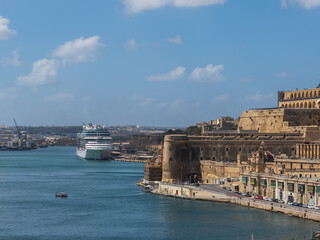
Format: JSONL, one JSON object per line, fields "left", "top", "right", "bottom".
{"left": 153, "top": 182, "right": 320, "bottom": 222}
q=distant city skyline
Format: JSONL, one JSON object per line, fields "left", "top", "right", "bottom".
{"left": 0, "top": 0, "right": 320, "bottom": 127}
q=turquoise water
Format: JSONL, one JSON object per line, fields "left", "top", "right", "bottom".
{"left": 0, "top": 147, "right": 319, "bottom": 240}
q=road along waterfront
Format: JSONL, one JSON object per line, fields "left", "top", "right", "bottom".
{"left": 1, "top": 147, "right": 320, "bottom": 240}
{"left": 152, "top": 182, "right": 320, "bottom": 222}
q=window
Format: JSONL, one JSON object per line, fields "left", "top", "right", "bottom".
{"left": 213, "top": 147, "right": 216, "bottom": 151}
{"left": 301, "top": 163, "right": 303, "bottom": 169}
{"left": 238, "top": 147, "right": 242, "bottom": 152}
{"left": 226, "top": 147, "right": 229, "bottom": 152}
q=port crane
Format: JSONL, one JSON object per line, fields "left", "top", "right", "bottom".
{"left": 13, "top": 119, "right": 27, "bottom": 149}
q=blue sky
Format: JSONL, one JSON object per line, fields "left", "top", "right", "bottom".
{"left": 0, "top": 0, "right": 320, "bottom": 127}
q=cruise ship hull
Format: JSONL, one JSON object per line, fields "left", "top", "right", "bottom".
{"left": 77, "top": 148, "right": 112, "bottom": 160}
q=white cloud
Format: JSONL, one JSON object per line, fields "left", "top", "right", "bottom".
{"left": 189, "top": 64, "right": 225, "bottom": 83}
{"left": 130, "top": 94, "right": 155, "bottom": 107}
{"left": 282, "top": 0, "right": 320, "bottom": 8}
{"left": 174, "top": 0, "right": 226, "bottom": 7}
{"left": 138, "top": 97, "right": 155, "bottom": 107}
{"left": 166, "top": 35, "right": 182, "bottom": 44}
{"left": 124, "top": 38, "right": 138, "bottom": 50}
{"left": 147, "top": 66, "right": 186, "bottom": 82}
{"left": 277, "top": 71, "right": 289, "bottom": 78}
{"left": 213, "top": 94, "right": 229, "bottom": 103}
{"left": 243, "top": 91, "right": 276, "bottom": 102}
{"left": 123, "top": 0, "right": 225, "bottom": 13}
{"left": 0, "top": 16, "right": 16, "bottom": 40}
{"left": 1, "top": 49, "right": 21, "bottom": 66}
{"left": 17, "top": 58, "right": 58, "bottom": 86}
{"left": 0, "top": 88, "right": 17, "bottom": 100}
{"left": 46, "top": 92, "right": 74, "bottom": 102}
{"left": 52, "top": 36, "right": 104, "bottom": 64}
{"left": 281, "top": 0, "right": 288, "bottom": 7}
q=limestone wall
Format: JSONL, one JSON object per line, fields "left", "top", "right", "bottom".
{"left": 162, "top": 134, "right": 303, "bottom": 182}
{"left": 238, "top": 108, "right": 320, "bottom": 136}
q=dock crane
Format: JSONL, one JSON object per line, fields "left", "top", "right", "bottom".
{"left": 13, "top": 119, "right": 27, "bottom": 149}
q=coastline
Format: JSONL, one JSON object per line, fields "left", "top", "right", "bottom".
{"left": 144, "top": 182, "right": 320, "bottom": 222}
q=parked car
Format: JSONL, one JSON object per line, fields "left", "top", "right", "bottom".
{"left": 308, "top": 205, "right": 314, "bottom": 209}
{"left": 271, "top": 198, "right": 278, "bottom": 202}
{"left": 287, "top": 201, "right": 293, "bottom": 205}
{"left": 314, "top": 206, "right": 320, "bottom": 210}
{"left": 232, "top": 190, "right": 238, "bottom": 193}
{"left": 278, "top": 200, "right": 285, "bottom": 204}
{"left": 226, "top": 187, "right": 231, "bottom": 191}
{"left": 263, "top": 196, "right": 269, "bottom": 201}
{"left": 257, "top": 196, "right": 263, "bottom": 200}
{"left": 245, "top": 193, "right": 251, "bottom": 197}
{"left": 302, "top": 204, "right": 308, "bottom": 208}
{"left": 292, "top": 202, "right": 300, "bottom": 206}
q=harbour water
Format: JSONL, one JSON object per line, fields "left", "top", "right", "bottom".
{"left": 0, "top": 147, "right": 320, "bottom": 240}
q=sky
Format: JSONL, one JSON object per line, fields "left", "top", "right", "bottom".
{"left": 0, "top": 0, "right": 320, "bottom": 127}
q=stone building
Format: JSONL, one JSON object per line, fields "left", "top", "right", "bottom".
{"left": 200, "top": 160, "right": 240, "bottom": 184}
{"left": 278, "top": 87, "right": 320, "bottom": 109}
{"left": 162, "top": 132, "right": 304, "bottom": 182}
{"left": 240, "top": 143, "right": 320, "bottom": 206}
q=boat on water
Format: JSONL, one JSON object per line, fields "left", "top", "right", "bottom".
{"left": 76, "top": 123, "right": 113, "bottom": 160}
{"left": 55, "top": 192, "right": 68, "bottom": 198}
{"left": 312, "top": 231, "right": 320, "bottom": 240}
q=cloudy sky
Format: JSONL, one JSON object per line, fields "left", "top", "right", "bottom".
{"left": 1, "top": 0, "right": 320, "bottom": 127}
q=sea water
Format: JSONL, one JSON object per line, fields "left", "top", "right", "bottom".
{"left": 0, "top": 147, "right": 319, "bottom": 240}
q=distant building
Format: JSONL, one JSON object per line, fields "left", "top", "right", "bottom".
{"left": 278, "top": 87, "right": 320, "bottom": 109}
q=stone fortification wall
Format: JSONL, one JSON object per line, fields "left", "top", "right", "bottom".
{"left": 238, "top": 108, "right": 320, "bottom": 136}
{"left": 162, "top": 135, "right": 201, "bottom": 182}
{"left": 238, "top": 108, "right": 285, "bottom": 133}
{"left": 162, "top": 134, "right": 304, "bottom": 182}
{"left": 130, "top": 134, "right": 164, "bottom": 151}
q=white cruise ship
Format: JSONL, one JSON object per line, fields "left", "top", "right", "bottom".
{"left": 76, "top": 123, "right": 113, "bottom": 160}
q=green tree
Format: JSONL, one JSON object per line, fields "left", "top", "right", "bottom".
{"left": 185, "top": 126, "right": 201, "bottom": 135}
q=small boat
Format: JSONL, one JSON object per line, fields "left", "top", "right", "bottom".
{"left": 55, "top": 192, "right": 68, "bottom": 198}
{"left": 312, "top": 231, "right": 320, "bottom": 240}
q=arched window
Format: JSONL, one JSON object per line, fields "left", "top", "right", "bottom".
{"left": 292, "top": 103, "right": 295, "bottom": 108}
{"left": 309, "top": 102, "right": 312, "bottom": 108}
{"left": 281, "top": 104, "right": 284, "bottom": 107}
{"left": 310, "top": 91, "right": 313, "bottom": 98}
{"left": 313, "top": 101, "right": 316, "bottom": 108}
{"left": 294, "top": 93, "right": 297, "bottom": 98}
{"left": 298, "top": 92, "right": 301, "bottom": 98}
{"left": 315, "top": 91, "right": 317, "bottom": 97}
{"left": 290, "top": 93, "right": 293, "bottom": 99}
{"left": 300, "top": 102, "right": 303, "bottom": 108}
{"left": 289, "top": 103, "right": 292, "bottom": 108}
{"left": 304, "top": 102, "right": 307, "bottom": 108}
{"left": 302, "top": 92, "right": 304, "bottom": 98}
{"left": 285, "top": 104, "right": 288, "bottom": 107}
{"left": 306, "top": 92, "right": 309, "bottom": 98}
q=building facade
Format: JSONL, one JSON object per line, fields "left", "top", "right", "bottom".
{"left": 240, "top": 144, "right": 320, "bottom": 206}
{"left": 278, "top": 88, "right": 320, "bottom": 109}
